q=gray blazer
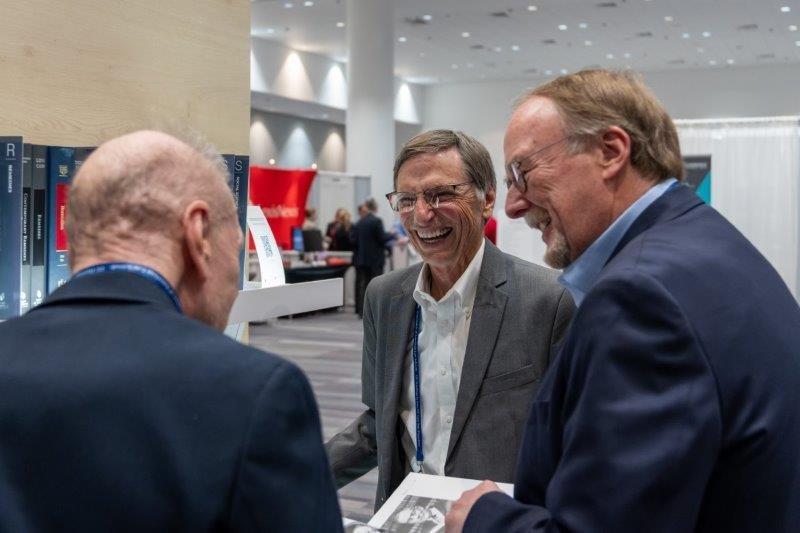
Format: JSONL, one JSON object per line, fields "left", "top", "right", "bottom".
{"left": 325, "top": 240, "right": 574, "bottom": 509}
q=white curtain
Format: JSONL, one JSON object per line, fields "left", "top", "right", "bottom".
{"left": 676, "top": 117, "right": 800, "bottom": 299}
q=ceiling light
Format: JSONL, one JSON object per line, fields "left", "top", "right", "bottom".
{"left": 682, "top": 32, "right": 690, "bottom": 39}
{"left": 558, "top": 24, "right": 568, "bottom": 31}
{"left": 336, "top": 21, "right": 345, "bottom": 28}
{"left": 584, "top": 40, "right": 593, "bottom": 46}
{"left": 462, "top": 32, "right": 471, "bottom": 38}
{"left": 528, "top": 5, "right": 538, "bottom": 11}
{"left": 311, "top": 163, "right": 318, "bottom": 169}
{"left": 422, "top": 14, "right": 433, "bottom": 21}
{"left": 303, "top": 1, "right": 314, "bottom": 6}
{"left": 781, "top": 6, "right": 791, "bottom": 13}
{"left": 269, "top": 158, "right": 276, "bottom": 165}
{"left": 606, "top": 53, "right": 615, "bottom": 59}
{"left": 284, "top": 2, "right": 293, "bottom": 8}
{"left": 664, "top": 16, "right": 673, "bottom": 22}
{"left": 398, "top": 36, "right": 407, "bottom": 42}
{"left": 511, "top": 45, "right": 521, "bottom": 51}
{"left": 790, "top": 25, "right": 798, "bottom": 31}
{"left": 702, "top": 31, "right": 711, "bottom": 37}
{"left": 579, "top": 22, "right": 588, "bottom": 29}
{"left": 726, "top": 59, "right": 735, "bottom": 65}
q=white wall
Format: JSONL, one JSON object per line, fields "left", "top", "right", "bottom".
{"left": 423, "top": 63, "right": 800, "bottom": 269}
{"left": 251, "top": 37, "right": 424, "bottom": 125}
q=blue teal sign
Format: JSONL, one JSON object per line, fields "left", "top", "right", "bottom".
{"left": 683, "top": 155, "right": 711, "bottom": 204}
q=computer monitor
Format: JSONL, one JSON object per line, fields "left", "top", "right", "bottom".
{"left": 302, "top": 229, "right": 324, "bottom": 252}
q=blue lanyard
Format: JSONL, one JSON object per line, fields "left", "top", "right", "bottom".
{"left": 411, "top": 304, "right": 424, "bottom": 472}
{"left": 72, "top": 262, "right": 182, "bottom": 313}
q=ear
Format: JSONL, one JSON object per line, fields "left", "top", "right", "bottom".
{"left": 181, "top": 200, "right": 213, "bottom": 282}
{"left": 598, "top": 126, "right": 631, "bottom": 181}
{"left": 482, "top": 187, "right": 496, "bottom": 222}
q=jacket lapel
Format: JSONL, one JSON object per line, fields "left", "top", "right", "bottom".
{"left": 446, "top": 242, "right": 508, "bottom": 462}
{"left": 380, "top": 265, "right": 420, "bottom": 489}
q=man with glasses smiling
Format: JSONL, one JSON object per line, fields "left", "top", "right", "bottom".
{"left": 326, "top": 129, "right": 574, "bottom": 510}
{"left": 446, "top": 70, "right": 800, "bottom": 532}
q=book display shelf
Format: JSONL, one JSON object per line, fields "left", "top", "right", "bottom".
{"left": 0, "top": 0, "right": 339, "bottom": 330}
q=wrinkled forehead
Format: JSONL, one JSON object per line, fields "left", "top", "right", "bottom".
{"left": 396, "top": 148, "right": 464, "bottom": 190}
{"left": 504, "top": 96, "right": 564, "bottom": 163}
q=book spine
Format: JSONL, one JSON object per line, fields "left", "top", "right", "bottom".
{"left": 233, "top": 155, "right": 250, "bottom": 288}
{"left": 20, "top": 144, "right": 32, "bottom": 312}
{"left": 0, "top": 137, "right": 24, "bottom": 319}
{"left": 46, "top": 146, "right": 75, "bottom": 294}
{"left": 30, "top": 145, "right": 48, "bottom": 306}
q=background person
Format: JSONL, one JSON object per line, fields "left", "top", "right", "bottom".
{"left": 447, "top": 69, "right": 800, "bottom": 533}
{"left": 350, "top": 197, "right": 395, "bottom": 317}
{"left": 0, "top": 130, "right": 343, "bottom": 532}
{"left": 326, "top": 130, "right": 574, "bottom": 511}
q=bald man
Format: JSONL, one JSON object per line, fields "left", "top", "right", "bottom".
{"left": 0, "top": 131, "right": 343, "bottom": 532}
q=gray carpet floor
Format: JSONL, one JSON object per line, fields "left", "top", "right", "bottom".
{"left": 249, "top": 309, "right": 378, "bottom": 524}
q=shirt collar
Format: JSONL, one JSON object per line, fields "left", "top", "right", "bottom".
{"left": 413, "top": 239, "right": 486, "bottom": 311}
{"left": 558, "top": 178, "right": 677, "bottom": 307}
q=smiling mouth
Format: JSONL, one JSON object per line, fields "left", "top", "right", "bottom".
{"left": 415, "top": 228, "right": 453, "bottom": 243}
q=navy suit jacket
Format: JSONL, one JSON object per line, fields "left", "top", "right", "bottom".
{"left": 352, "top": 212, "right": 393, "bottom": 270}
{"left": 466, "top": 184, "right": 800, "bottom": 532}
{"left": 0, "top": 272, "right": 342, "bottom": 532}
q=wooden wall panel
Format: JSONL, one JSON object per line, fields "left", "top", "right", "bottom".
{"left": 0, "top": 0, "right": 250, "bottom": 153}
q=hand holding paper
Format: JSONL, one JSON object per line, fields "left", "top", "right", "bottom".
{"left": 445, "top": 480, "right": 501, "bottom": 533}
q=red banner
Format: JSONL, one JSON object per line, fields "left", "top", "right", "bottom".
{"left": 248, "top": 167, "right": 317, "bottom": 250}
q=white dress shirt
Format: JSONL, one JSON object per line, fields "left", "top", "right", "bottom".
{"left": 399, "top": 240, "right": 486, "bottom": 475}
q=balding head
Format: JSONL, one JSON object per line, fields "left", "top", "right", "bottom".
{"left": 67, "top": 130, "right": 242, "bottom": 330}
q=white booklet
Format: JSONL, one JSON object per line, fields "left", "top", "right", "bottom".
{"left": 342, "top": 473, "right": 513, "bottom": 532}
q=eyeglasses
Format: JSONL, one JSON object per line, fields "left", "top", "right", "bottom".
{"left": 386, "top": 181, "right": 475, "bottom": 213}
{"left": 505, "top": 136, "right": 571, "bottom": 193}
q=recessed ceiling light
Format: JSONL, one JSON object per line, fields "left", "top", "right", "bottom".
{"left": 702, "top": 31, "right": 711, "bottom": 38}
{"left": 269, "top": 158, "right": 276, "bottom": 165}
{"left": 558, "top": 24, "right": 568, "bottom": 31}
{"left": 606, "top": 53, "right": 615, "bottom": 59}
{"left": 709, "top": 59, "right": 717, "bottom": 65}
{"left": 336, "top": 21, "right": 345, "bottom": 28}
{"left": 511, "top": 45, "right": 521, "bottom": 51}
{"left": 726, "top": 59, "right": 735, "bottom": 65}
{"left": 462, "top": 31, "right": 471, "bottom": 38}
{"left": 311, "top": 163, "right": 318, "bottom": 169}
{"left": 303, "top": 1, "right": 314, "bottom": 6}
{"left": 790, "top": 25, "right": 798, "bottom": 31}
{"left": 284, "top": 2, "right": 293, "bottom": 8}
{"left": 579, "top": 22, "right": 588, "bottom": 29}
{"left": 664, "top": 16, "right": 673, "bottom": 22}
{"left": 528, "top": 5, "right": 538, "bottom": 11}
{"left": 781, "top": 6, "right": 791, "bottom": 13}
{"left": 398, "top": 36, "right": 407, "bottom": 42}
{"left": 422, "top": 14, "right": 433, "bottom": 21}
{"left": 682, "top": 32, "right": 691, "bottom": 39}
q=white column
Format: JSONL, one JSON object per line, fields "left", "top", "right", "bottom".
{"left": 346, "top": 0, "right": 395, "bottom": 225}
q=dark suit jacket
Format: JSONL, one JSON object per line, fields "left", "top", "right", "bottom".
{"left": 352, "top": 212, "right": 393, "bottom": 270}
{"left": 326, "top": 241, "right": 575, "bottom": 509}
{"left": 467, "top": 184, "right": 800, "bottom": 532}
{"left": 0, "top": 272, "right": 342, "bottom": 532}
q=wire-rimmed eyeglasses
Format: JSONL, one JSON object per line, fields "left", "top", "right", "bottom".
{"left": 386, "top": 181, "right": 474, "bottom": 213}
{"left": 505, "top": 136, "right": 572, "bottom": 193}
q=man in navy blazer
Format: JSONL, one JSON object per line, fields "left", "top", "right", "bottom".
{"left": 0, "top": 131, "right": 343, "bottom": 531}
{"left": 447, "top": 70, "right": 800, "bottom": 532}
{"left": 351, "top": 197, "right": 395, "bottom": 317}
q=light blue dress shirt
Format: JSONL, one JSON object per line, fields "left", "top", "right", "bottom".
{"left": 558, "top": 178, "right": 678, "bottom": 306}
